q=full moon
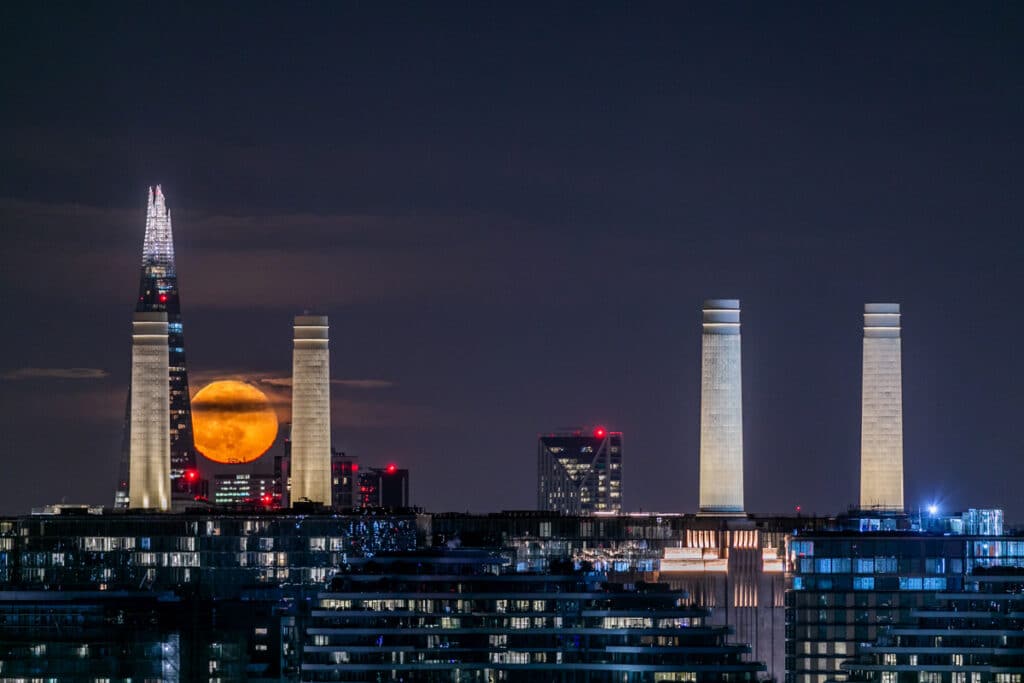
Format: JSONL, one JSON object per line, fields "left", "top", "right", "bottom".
{"left": 191, "top": 380, "right": 279, "bottom": 464}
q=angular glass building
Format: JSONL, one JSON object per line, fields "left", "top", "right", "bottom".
{"left": 116, "top": 186, "right": 198, "bottom": 508}
{"left": 537, "top": 428, "right": 622, "bottom": 514}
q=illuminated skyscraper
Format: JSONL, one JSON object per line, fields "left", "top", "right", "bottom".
{"left": 859, "top": 303, "right": 904, "bottom": 511}
{"left": 116, "top": 186, "right": 198, "bottom": 508}
{"left": 698, "top": 299, "right": 744, "bottom": 514}
{"left": 129, "top": 312, "right": 170, "bottom": 510}
{"left": 290, "top": 315, "right": 332, "bottom": 505}
{"left": 537, "top": 428, "right": 622, "bottom": 515}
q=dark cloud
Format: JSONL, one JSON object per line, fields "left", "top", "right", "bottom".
{"left": 259, "top": 377, "right": 395, "bottom": 389}
{"left": 1, "top": 367, "right": 109, "bottom": 380}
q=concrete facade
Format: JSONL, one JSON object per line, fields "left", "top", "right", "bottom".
{"left": 290, "top": 315, "right": 332, "bottom": 504}
{"left": 859, "top": 303, "right": 904, "bottom": 511}
{"left": 128, "top": 312, "right": 170, "bottom": 510}
{"left": 699, "top": 299, "right": 745, "bottom": 513}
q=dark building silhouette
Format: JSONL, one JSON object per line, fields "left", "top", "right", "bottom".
{"left": 358, "top": 465, "right": 409, "bottom": 509}
{"left": 331, "top": 451, "right": 358, "bottom": 510}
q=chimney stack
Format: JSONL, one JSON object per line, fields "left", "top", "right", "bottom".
{"left": 129, "top": 312, "right": 170, "bottom": 510}
{"left": 290, "top": 315, "right": 332, "bottom": 504}
{"left": 698, "top": 299, "right": 745, "bottom": 514}
{"left": 860, "top": 303, "right": 904, "bottom": 511}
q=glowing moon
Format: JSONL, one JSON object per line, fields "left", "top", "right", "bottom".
{"left": 192, "top": 380, "right": 279, "bottom": 464}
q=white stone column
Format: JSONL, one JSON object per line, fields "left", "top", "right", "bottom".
{"left": 699, "top": 299, "right": 745, "bottom": 514}
{"left": 860, "top": 303, "right": 904, "bottom": 511}
{"left": 129, "top": 312, "right": 170, "bottom": 510}
{"left": 291, "top": 315, "right": 331, "bottom": 504}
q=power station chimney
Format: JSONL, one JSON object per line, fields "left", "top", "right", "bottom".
{"left": 698, "top": 299, "right": 744, "bottom": 514}
{"left": 290, "top": 315, "right": 332, "bottom": 505}
{"left": 860, "top": 303, "right": 904, "bottom": 511}
{"left": 129, "top": 311, "right": 170, "bottom": 510}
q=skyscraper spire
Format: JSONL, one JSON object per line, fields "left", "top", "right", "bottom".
{"left": 141, "top": 185, "right": 176, "bottom": 277}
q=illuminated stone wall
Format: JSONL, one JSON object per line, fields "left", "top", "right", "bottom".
{"left": 291, "top": 315, "right": 332, "bottom": 504}
{"left": 860, "top": 303, "right": 904, "bottom": 510}
{"left": 129, "top": 312, "right": 170, "bottom": 510}
{"left": 699, "top": 299, "right": 744, "bottom": 513}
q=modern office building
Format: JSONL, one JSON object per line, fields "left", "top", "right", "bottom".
{"left": 302, "top": 549, "right": 766, "bottom": 682}
{"left": 699, "top": 299, "right": 745, "bottom": 514}
{"left": 357, "top": 464, "right": 409, "bottom": 509}
{"left": 212, "top": 473, "right": 276, "bottom": 505}
{"left": 291, "top": 315, "right": 332, "bottom": 505}
{"left": 116, "top": 186, "right": 200, "bottom": 509}
{"left": 128, "top": 311, "right": 171, "bottom": 510}
{"left": 860, "top": 303, "right": 904, "bottom": 511}
{"left": 783, "top": 510, "right": 1024, "bottom": 683}
{"left": 839, "top": 566, "right": 1024, "bottom": 683}
{"left": 537, "top": 428, "right": 622, "bottom": 514}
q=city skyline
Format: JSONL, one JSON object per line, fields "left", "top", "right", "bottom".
{"left": 2, "top": 4, "right": 1023, "bottom": 519}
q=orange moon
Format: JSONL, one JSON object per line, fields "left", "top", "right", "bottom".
{"left": 192, "top": 380, "right": 279, "bottom": 464}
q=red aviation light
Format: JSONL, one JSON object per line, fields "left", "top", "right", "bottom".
{"left": 386, "top": 464, "right": 397, "bottom": 474}
{"left": 351, "top": 463, "right": 359, "bottom": 472}
{"left": 158, "top": 293, "right": 168, "bottom": 303}
{"left": 185, "top": 469, "right": 199, "bottom": 482}
{"left": 594, "top": 427, "right": 606, "bottom": 439}
{"left": 261, "top": 494, "right": 272, "bottom": 505}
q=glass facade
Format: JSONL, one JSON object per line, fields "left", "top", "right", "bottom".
{"left": 537, "top": 431, "right": 623, "bottom": 515}
{"left": 841, "top": 567, "right": 1024, "bottom": 682}
{"left": 784, "top": 521, "right": 1024, "bottom": 683}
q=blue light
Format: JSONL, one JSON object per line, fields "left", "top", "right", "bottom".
{"left": 927, "top": 504, "right": 938, "bottom": 516}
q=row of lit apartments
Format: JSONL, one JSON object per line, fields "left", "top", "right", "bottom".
{"left": 0, "top": 508, "right": 1023, "bottom": 681}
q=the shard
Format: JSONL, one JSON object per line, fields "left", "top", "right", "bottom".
{"left": 115, "top": 186, "right": 198, "bottom": 508}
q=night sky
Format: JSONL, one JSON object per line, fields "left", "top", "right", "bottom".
{"left": 1, "top": 3, "right": 1023, "bottom": 519}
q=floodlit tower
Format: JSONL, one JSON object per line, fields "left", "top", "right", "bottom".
{"left": 290, "top": 315, "right": 332, "bottom": 504}
{"left": 859, "top": 303, "right": 904, "bottom": 511}
{"left": 698, "top": 299, "right": 744, "bottom": 514}
{"left": 116, "top": 186, "right": 198, "bottom": 508}
{"left": 129, "top": 312, "right": 170, "bottom": 510}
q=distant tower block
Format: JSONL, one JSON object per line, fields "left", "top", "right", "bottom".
{"left": 291, "top": 315, "right": 332, "bottom": 505}
{"left": 860, "top": 303, "right": 904, "bottom": 511}
{"left": 699, "top": 299, "right": 745, "bottom": 514}
{"left": 129, "top": 312, "right": 171, "bottom": 510}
